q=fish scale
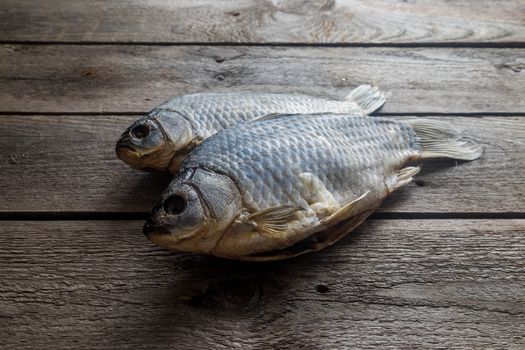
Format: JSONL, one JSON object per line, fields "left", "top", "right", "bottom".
{"left": 158, "top": 92, "right": 366, "bottom": 139}
{"left": 146, "top": 110, "right": 482, "bottom": 259}
{"left": 117, "top": 87, "right": 386, "bottom": 174}
{"left": 181, "top": 114, "right": 419, "bottom": 211}
{"left": 144, "top": 93, "right": 483, "bottom": 260}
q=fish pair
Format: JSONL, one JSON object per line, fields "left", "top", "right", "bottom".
{"left": 116, "top": 86, "right": 482, "bottom": 261}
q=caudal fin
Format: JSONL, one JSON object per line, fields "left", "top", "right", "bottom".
{"left": 346, "top": 85, "right": 386, "bottom": 115}
{"left": 407, "top": 119, "right": 483, "bottom": 161}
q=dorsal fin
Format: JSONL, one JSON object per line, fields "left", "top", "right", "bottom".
{"left": 345, "top": 85, "right": 386, "bottom": 115}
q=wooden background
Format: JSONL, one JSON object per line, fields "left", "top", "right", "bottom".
{"left": 1, "top": 1, "right": 524, "bottom": 349}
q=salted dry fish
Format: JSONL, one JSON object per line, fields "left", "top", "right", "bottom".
{"left": 143, "top": 113, "right": 482, "bottom": 261}
{"left": 116, "top": 86, "right": 385, "bottom": 173}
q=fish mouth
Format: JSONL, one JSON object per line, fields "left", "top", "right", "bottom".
{"left": 144, "top": 225, "right": 189, "bottom": 251}
{"left": 116, "top": 138, "right": 167, "bottom": 158}
{"left": 143, "top": 220, "right": 206, "bottom": 251}
{"left": 116, "top": 146, "right": 169, "bottom": 173}
{"left": 143, "top": 220, "right": 187, "bottom": 242}
{"left": 116, "top": 145, "right": 137, "bottom": 154}
{"left": 116, "top": 139, "right": 140, "bottom": 157}
{"left": 143, "top": 221, "right": 170, "bottom": 237}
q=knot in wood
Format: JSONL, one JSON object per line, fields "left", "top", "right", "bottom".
{"left": 190, "top": 278, "right": 261, "bottom": 312}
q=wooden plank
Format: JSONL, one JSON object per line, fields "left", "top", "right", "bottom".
{"left": 0, "top": 45, "right": 523, "bottom": 113}
{"left": 0, "top": 0, "right": 524, "bottom": 44}
{"left": 1, "top": 219, "right": 523, "bottom": 349}
{"left": 0, "top": 115, "right": 523, "bottom": 213}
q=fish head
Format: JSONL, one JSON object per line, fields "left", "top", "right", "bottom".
{"left": 115, "top": 109, "right": 194, "bottom": 173}
{"left": 144, "top": 168, "right": 242, "bottom": 253}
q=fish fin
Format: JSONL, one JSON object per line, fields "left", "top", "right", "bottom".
{"left": 345, "top": 85, "right": 386, "bottom": 115}
{"left": 241, "top": 208, "right": 375, "bottom": 262}
{"left": 246, "top": 205, "right": 304, "bottom": 240}
{"left": 387, "top": 166, "right": 421, "bottom": 193}
{"left": 407, "top": 119, "right": 483, "bottom": 161}
{"left": 313, "top": 209, "right": 375, "bottom": 250}
{"left": 239, "top": 191, "right": 375, "bottom": 261}
{"left": 320, "top": 191, "right": 370, "bottom": 227}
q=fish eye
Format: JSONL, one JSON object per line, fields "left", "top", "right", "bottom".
{"left": 163, "top": 194, "right": 187, "bottom": 215}
{"left": 131, "top": 124, "right": 150, "bottom": 139}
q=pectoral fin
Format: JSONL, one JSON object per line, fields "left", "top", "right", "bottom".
{"left": 246, "top": 205, "right": 304, "bottom": 240}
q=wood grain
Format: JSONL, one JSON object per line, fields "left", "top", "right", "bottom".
{"left": 1, "top": 2, "right": 523, "bottom": 349}
{"left": 0, "top": 115, "right": 522, "bottom": 213}
{"left": 1, "top": 45, "right": 524, "bottom": 113}
{"left": 0, "top": 0, "right": 524, "bottom": 44}
{"left": 1, "top": 219, "right": 523, "bottom": 349}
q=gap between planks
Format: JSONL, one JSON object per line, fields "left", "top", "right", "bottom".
{"left": 0, "top": 41, "right": 525, "bottom": 48}
{"left": 1, "top": 112, "right": 525, "bottom": 117}
{"left": 0, "top": 212, "right": 524, "bottom": 221}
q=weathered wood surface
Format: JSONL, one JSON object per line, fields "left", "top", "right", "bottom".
{"left": 1, "top": 220, "right": 523, "bottom": 349}
{"left": 1, "top": 45, "right": 524, "bottom": 114}
{"left": 1, "top": 0, "right": 524, "bottom": 44}
{"left": 1, "top": 115, "right": 523, "bottom": 213}
{"left": 2, "top": 0, "right": 524, "bottom": 348}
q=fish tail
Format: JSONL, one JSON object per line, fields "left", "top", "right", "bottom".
{"left": 346, "top": 85, "right": 386, "bottom": 115}
{"left": 407, "top": 119, "right": 484, "bottom": 161}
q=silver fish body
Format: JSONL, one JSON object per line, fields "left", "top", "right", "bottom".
{"left": 144, "top": 113, "right": 482, "bottom": 260}
{"left": 157, "top": 90, "right": 380, "bottom": 140}
{"left": 116, "top": 86, "right": 385, "bottom": 173}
